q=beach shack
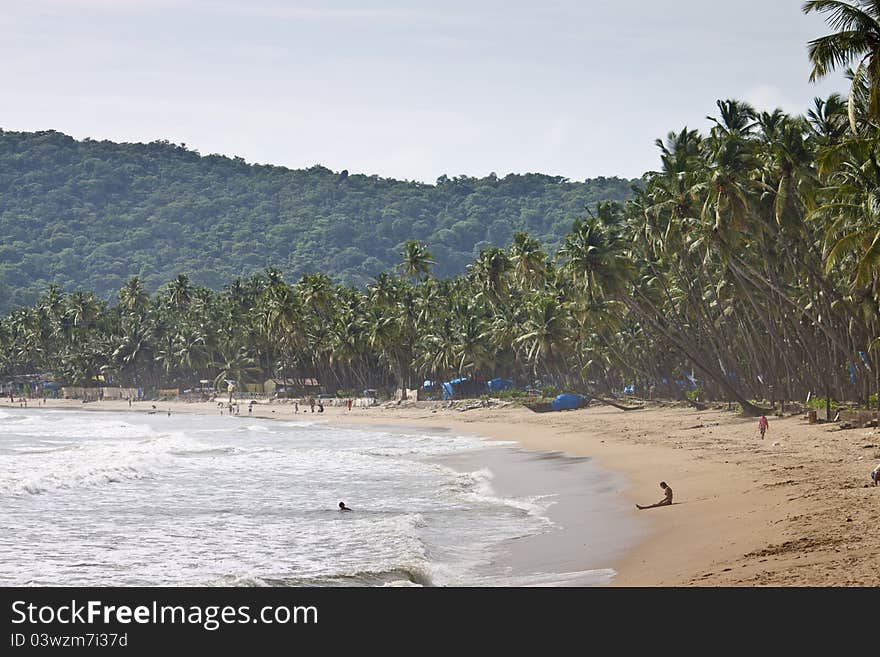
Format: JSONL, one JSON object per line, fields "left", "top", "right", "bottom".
{"left": 440, "top": 377, "right": 487, "bottom": 399}
{"left": 2, "top": 373, "right": 56, "bottom": 398}
{"left": 264, "top": 377, "right": 322, "bottom": 396}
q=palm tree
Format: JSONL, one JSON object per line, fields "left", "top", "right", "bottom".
{"left": 807, "top": 94, "right": 850, "bottom": 147}
{"left": 514, "top": 294, "right": 572, "bottom": 380}
{"left": 508, "top": 232, "right": 546, "bottom": 287}
{"left": 118, "top": 276, "right": 150, "bottom": 316}
{"left": 803, "top": 0, "right": 880, "bottom": 129}
{"left": 468, "top": 248, "right": 512, "bottom": 305}
{"left": 558, "top": 214, "right": 633, "bottom": 302}
{"left": 398, "top": 240, "right": 435, "bottom": 281}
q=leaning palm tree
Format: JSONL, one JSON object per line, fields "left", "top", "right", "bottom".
{"left": 803, "top": 0, "right": 880, "bottom": 129}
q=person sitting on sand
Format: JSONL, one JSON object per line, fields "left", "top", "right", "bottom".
{"left": 636, "top": 481, "right": 673, "bottom": 510}
{"left": 338, "top": 502, "right": 352, "bottom": 511}
{"left": 758, "top": 414, "right": 769, "bottom": 440}
{"left": 871, "top": 463, "right": 880, "bottom": 486}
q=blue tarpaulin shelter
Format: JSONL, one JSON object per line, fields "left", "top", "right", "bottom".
{"left": 551, "top": 393, "right": 585, "bottom": 411}
{"left": 441, "top": 377, "right": 469, "bottom": 400}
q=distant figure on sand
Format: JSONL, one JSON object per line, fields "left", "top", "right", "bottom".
{"left": 294, "top": 402, "right": 299, "bottom": 414}
{"left": 347, "top": 399, "right": 352, "bottom": 411}
{"left": 338, "top": 502, "right": 351, "bottom": 511}
{"left": 871, "top": 464, "right": 880, "bottom": 486}
{"left": 636, "top": 482, "right": 673, "bottom": 510}
{"left": 309, "top": 397, "right": 315, "bottom": 413}
{"left": 317, "top": 401, "right": 324, "bottom": 413}
{"left": 758, "top": 414, "right": 769, "bottom": 440}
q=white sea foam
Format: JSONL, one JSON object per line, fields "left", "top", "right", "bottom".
{"left": 0, "top": 408, "right": 638, "bottom": 586}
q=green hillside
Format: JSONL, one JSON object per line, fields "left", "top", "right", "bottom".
{"left": 0, "top": 129, "right": 635, "bottom": 311}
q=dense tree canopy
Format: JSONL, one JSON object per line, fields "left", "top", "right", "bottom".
{"left": 0, "top": 130, "right": 633, "bottom": 313}
{"left": 2, "top": 3, "right": 879, "bottom": 413}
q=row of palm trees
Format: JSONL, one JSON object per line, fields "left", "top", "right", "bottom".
{"left": 0, "top": 1, "right": 878, "bottom": 413}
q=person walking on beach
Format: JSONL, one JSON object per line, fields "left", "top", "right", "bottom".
{"left": 636, "top": 482, "right": 673, "bottom": 510}
{"left": 871, "top": 463, "right": 880, "bottom": 486}
{"left": 347, "top": 398, "right": 352, "bottom": 412}
{"left": 294, "top": 401, "right": 299, "bottom": 414}
{"left": 309, "top": 397, "right": 315, "bottom": 413}
{"left": 758, "top": 414, "right": 769, "bottom": 440}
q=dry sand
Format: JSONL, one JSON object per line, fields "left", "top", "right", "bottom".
{"left": 20, "top": 396, "right": 880, "bottom": 586}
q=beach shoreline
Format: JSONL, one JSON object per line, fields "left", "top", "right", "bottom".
{"left": 18, "top": 396, "right": 880, "bottom": 586}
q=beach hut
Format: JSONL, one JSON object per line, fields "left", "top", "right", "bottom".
{"left": 264, "top": 378, "right": 322, "bottom": 396}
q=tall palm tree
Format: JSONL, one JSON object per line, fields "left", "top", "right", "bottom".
{"left": 804, "top": 0, "right": 880, "bottom": 129}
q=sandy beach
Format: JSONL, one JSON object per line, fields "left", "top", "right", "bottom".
{"left": 20, "top": 396, "right": 880, "bottom": 586}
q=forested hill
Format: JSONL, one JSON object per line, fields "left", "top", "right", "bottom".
{"left": 0, "top": 129, "right": 635, "bottom": 311}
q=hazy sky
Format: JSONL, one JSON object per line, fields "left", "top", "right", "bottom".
{"left": 2, "top": 0, "right": 847, "bottom": 182}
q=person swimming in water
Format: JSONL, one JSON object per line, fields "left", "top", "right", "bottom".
{"left": 338, "top": 502, "right": 352, "bottom": 511}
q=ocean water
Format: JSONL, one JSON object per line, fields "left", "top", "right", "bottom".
{"left": 0, "top": 408, "right": 641, "bottom": 586}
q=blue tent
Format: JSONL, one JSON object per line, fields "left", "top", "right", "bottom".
{"left": 551, "top": 393, "right": 585, "bottom": 411}
{"left": 441, "top": 377, "right": 469, "bottom": 400}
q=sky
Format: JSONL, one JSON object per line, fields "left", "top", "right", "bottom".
{"left": 1, "top": 0, "right": 848, "bottom": 183}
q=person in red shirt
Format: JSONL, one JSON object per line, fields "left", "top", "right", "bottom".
{"left": 758, "top": 414, "right": 769, "bottom": 440}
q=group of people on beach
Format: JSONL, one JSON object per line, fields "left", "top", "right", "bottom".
{"left": 214, "top": 394, "right": 363, "bottom": 417}
{"left": 293, "top": 398, "right": 324, "bottom": 414}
